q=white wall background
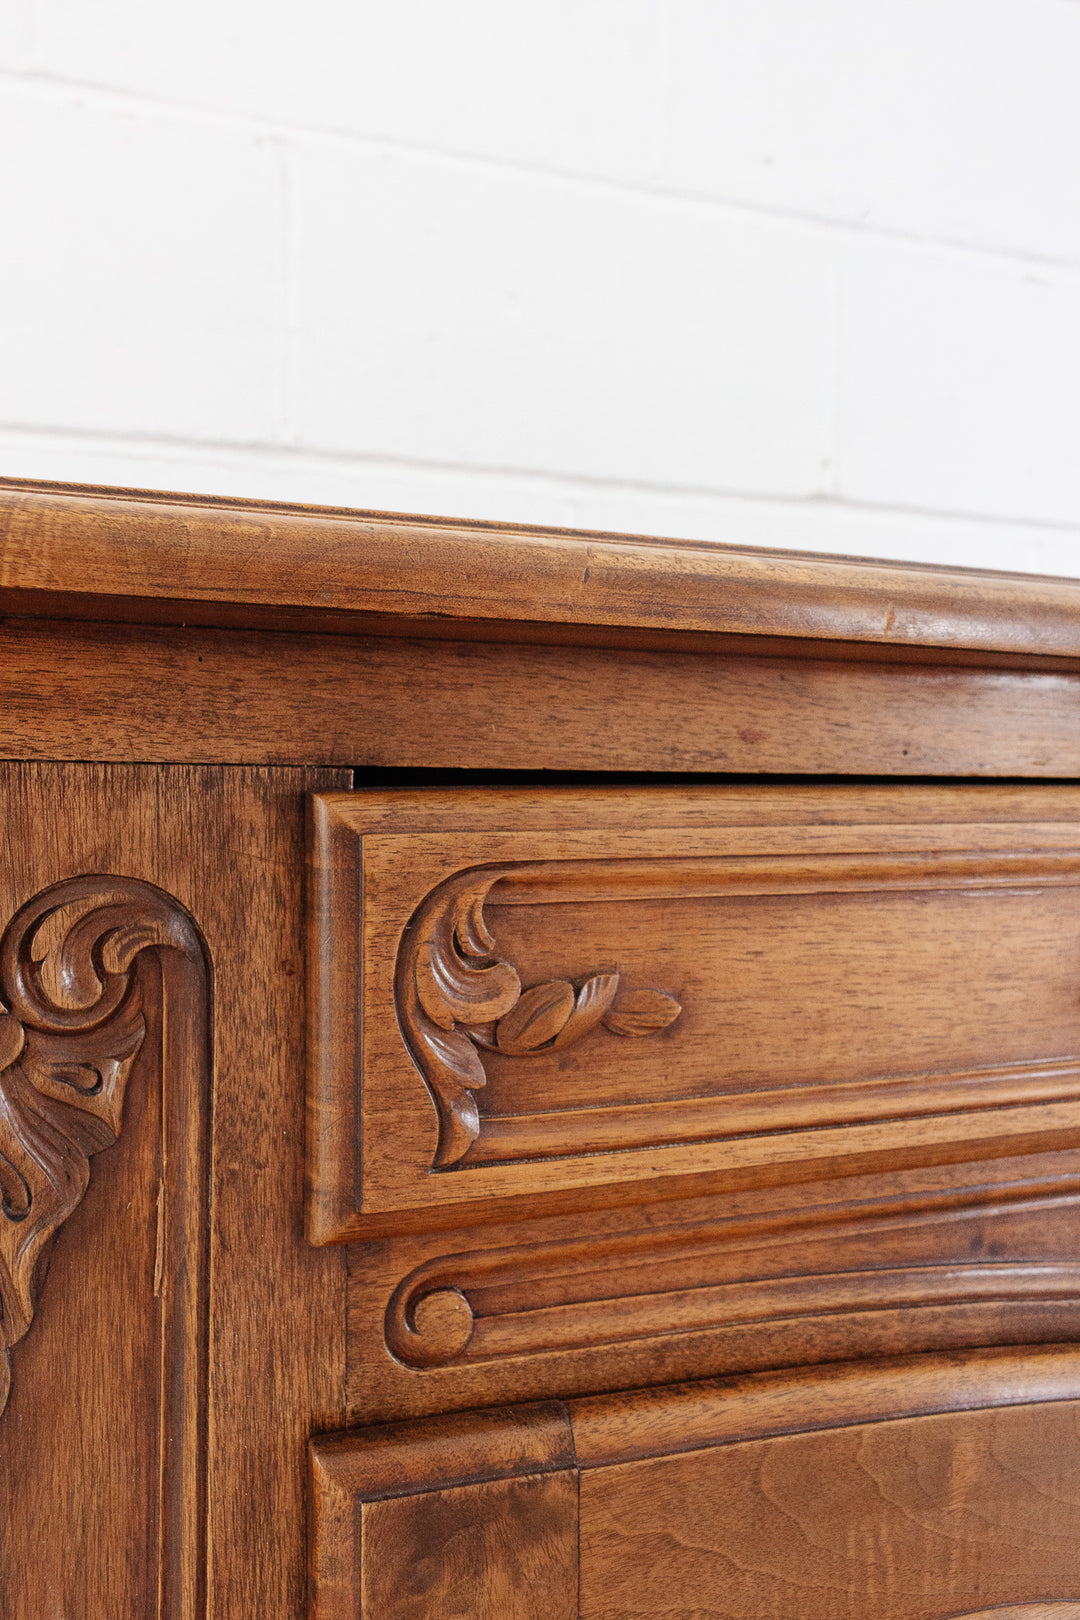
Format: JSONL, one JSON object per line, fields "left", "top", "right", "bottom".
{"left": 2, "top": 2, "right": 1080, "bottom": 575}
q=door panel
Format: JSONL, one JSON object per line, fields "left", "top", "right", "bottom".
{"left": 311, "top": 1346, "right": 1080, "bottom": 1620}
{"left": 579, "top": 1403, "right": 1080, "bottom": 1619}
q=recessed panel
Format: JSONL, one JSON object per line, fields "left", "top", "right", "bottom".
{"left": 308, "top": 787, "right": 1080, "bottom": 1241}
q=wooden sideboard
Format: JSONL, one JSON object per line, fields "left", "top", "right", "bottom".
{"left": 3, "top": 477, "right": 1080, "bottom": 1619}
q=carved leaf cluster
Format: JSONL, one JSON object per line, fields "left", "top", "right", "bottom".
{"left": 397, "top": 865, "right": 682, "bottom": 1170}
{"left": 401, "top": 871, "right": 523, "bottom": 1169}
{"left": 468, "top": 973, "right": 680, "bottom": 1056}
{"left": 0, "top": 997, "right": 145, "bottom": 1359}
{"left": 0, "top": 878, "right": 201, "bottom": 1416}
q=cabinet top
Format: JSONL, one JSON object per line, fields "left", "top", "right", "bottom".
{"left": 2, "top": 477, "right": 1078, "bottom": 667}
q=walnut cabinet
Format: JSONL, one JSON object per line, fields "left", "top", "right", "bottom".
{"left": 3, "top": 479, "right": 1080, "bottom": 1618}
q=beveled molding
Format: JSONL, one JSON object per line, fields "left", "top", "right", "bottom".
{"left": 0, "top": 874, "right": 210, "bottom": 1616}
{"left": 325, "top": 1341, "right": 1080, "bottom": 1482}
{"left": 380, "top": 1179, "right": 1080, "bottom": 1374}
{"left": 308, "top": 787, "right": 1080, "bottom": 1244}
{"left": 382, "top": 1192, "right": 1080, "bottom": 1380}
{"left": 8, "top": 476, "right": 1080, "bottom": 665}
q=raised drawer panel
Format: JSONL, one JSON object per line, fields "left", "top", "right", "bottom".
{"left": 308, "top": 786, "right": 1080, "bottom": 1243}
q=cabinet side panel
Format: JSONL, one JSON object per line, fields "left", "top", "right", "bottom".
{"left": 176, "top": 767, "right": 350, "bottom": 1618}
{"left": 0, "top": 959, "right": 165, "bottom": 1615}
{"left": 0, "top": 765, "right": 349, "bottom": 1620}
{"left": 0, "top": 770, "right": 214, "bottom": 1619}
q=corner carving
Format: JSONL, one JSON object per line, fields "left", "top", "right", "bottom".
{"left": 396, "top": 866, "right": 681, "bottom": 1168}
{"left": 0, "top": 875, "right": 206, "bottom": 1415}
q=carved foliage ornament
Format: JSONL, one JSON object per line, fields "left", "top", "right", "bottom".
{"left": 396, "top": 866, "right": 681, "bottom": 1168}
{"left": 0, "top": 876, "right": 204, "bottom": 1414}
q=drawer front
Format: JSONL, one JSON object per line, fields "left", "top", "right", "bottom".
{"left": 308, "top": 786, "right": 1080, "bottom": 1244}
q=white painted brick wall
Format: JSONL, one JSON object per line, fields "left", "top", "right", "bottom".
{"left": 288, "top": 144, "right": 835, "bottom": 493}
{"left": 0, "top": 88, "right": 284, "bottom": 443}
{"left": 837, "top": 239, "right": 1080, "bottom": 527}
{"left": 1, "top": 2, "right": 1078, "bottom": 576}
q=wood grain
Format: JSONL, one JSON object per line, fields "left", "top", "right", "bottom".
{"left": 311, "top": 1402, "right": 577, "bottom": 1620}
{"left": 1, "top": 616, "right": 1078, "bottom": 774}
{"left": 189, "top": 766, "right": 351, "bottom": 1619}
{"left": 578, "top": 1400, "right": 1080, "bottom": 1619}
{"left": 310, "top": 787, "right": 1080, "bottom": 1239}
{"left": 360, "top": 1475, "right": 578, "bottom": 1620}
{"left": 0, "top": 764, "right": 349, "bottom": 1620}
{"left": 5, "top": 478, "right": 1080, "bottom": 666}
{"left": 314, "top": 1348, "right": 1080, "bottom": 1618}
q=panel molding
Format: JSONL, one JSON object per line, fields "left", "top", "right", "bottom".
{"left": 0, "top": 873, "right": 211, "bottom": 1620}
{"left": 310, "top": 1402, "right": 577, "bottom": 1620}
{"left": 13, "top": 477, "right": 1080, "bottom": 662}
{"left": 308, "top": 790, "right": 1080, "bottom": 1243}
{"left": 383, "top": 1182, "right": 1080, "bottom": 1371}
{"left": 567, "top": 1343, "right": 1080, "bottom": 1468}
{"left": 397, "top": 847, "right": 1080, "bottom": 1178}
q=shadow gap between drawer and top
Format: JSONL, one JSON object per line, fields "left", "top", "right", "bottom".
{"left": 350, "top": 768, "right": 1080, "bottom": 790}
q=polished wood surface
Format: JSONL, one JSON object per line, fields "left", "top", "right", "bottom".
{"left": 4, "top": 478, "right": 1080, "bottom": 665}
{"left": 373, "top": 1167, "right": 1080, "bottom": 1396}
{"left": 340, "top": 1148, "right": 1080, "bottom": 1425}
{"left": 312, "top": 1348, "right": 1080, "bottom": 1619}
{"left": 310, "top": 786, "right": 1080, "bottom": 1239}
{"left": 578, "top": 1400, "right": 1080, "bottom": 1619}
{"left": 0, "top": 765, "right": 348, "bottom": 1618}
{"left": 1, "top": 616, "right": 1077, "bottom": 774}
{"left": 311, "top": 1401, "right": 578, "bottom": 1620}
{"left": 2, "top": 482, "right": 1080, "bottom": 1616}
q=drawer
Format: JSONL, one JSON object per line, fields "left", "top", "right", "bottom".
{"left": 307, "top": 785, "right": 1080, "bottom": 1244}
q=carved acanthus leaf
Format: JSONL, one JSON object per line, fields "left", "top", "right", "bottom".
{"left": 396, "top": 866, "right": 682, "bottom": 1170}
{"left": 0, "top": 877, "right": 202, "bottom": 1415}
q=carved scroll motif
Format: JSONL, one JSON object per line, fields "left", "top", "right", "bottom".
{"left": 396, "top": 866, "right": 681, "bottom": 1169}
{"left": 383, "top": 1181, "right": 1080, "bottom": 1370}
{"left": 0, "top": 876, "right": 204, "bottom": 1414}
